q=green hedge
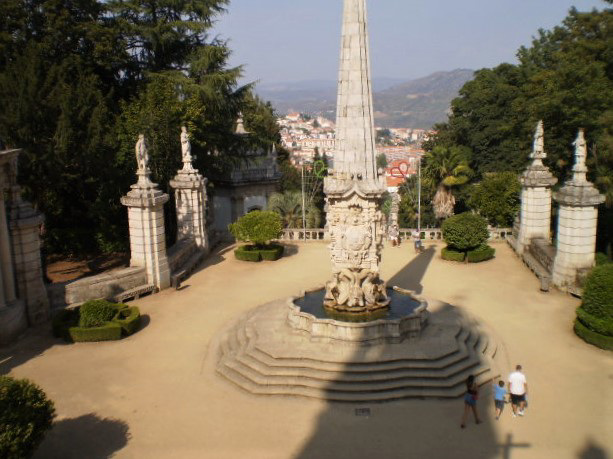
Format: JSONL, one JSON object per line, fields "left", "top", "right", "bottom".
{"left": 53, "top": 301, "right": 140, "bottom": 342}
{"left": 467, "top": 244, "right": 496, "bottom": 263}
{"left": 582, "top": 264, "right": 613, "bottom": 320}
{"left": 113, "top": 307, "right": 141, "bottom": 336}
{"left": 576, "top": 306, "right": 613, "bottom": 337}
{"left": 234, "top": 246, "right": 261, "bottom": 262}
{"left": 68, "top": 322, "right": 122, "bottom": 342}
{"left": 441, "top": 247, "right": 465, "bottom": 262}
{"left": 442, "top": 212, "right": 489, "bottom": 252}
{"left": 574, "top": 319, "right": 613, "bottom": 351}
{"left": 0, "top": 376, "right": 56, "bottom": 459}
{"left": 78, "top": 299, "right": 118, "bottom": 328}
{"left": 260, "top": 244, "right": 284, "bottom": 261}
{"left": 234, "top": 244, "right": 285, "bottom": 262}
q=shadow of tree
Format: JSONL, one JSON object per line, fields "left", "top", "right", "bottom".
{"left": 33, "top": 414, "right": 130, "bottom": 459}
{"left": 577, "top": 438, "right": 610, "bottom": 459}
{"left": 0, "top": 324, "right": 64, "bottom": 376}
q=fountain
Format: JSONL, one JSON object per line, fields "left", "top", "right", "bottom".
{"left": 214, "top": 0, "right": 504, "bottom": 401}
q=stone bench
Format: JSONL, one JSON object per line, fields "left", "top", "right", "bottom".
{"left": 112, "top": 284, "right": 156, "bottom": 303}
{"left": 521, "top": 252, "right": 551, "bottom": 292}
{"left": 171, "top": 250, "right": 205, "bottom": 289}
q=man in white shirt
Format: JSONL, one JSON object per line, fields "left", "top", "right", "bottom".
{"left": 508, "top": 364, "right": 528, "bottom": 417}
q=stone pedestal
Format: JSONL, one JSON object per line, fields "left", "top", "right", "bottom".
{"left": 170, "top": 167, "right": 208, "bottom": 251}
{"left": 516, "top": 121, "right": 557, "bottom": 254}
{"left": 121, "top": 180, "right": 171, "bottom": 291}
{"left": 552, "top": 130, "right": 605, "bottom": 289}
{"left": 9, "top": 189, "right": 50, "bottom": 325}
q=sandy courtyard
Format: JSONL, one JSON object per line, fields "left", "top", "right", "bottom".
{"left": 1, "top": 241, "right": 611, "bottom": 459}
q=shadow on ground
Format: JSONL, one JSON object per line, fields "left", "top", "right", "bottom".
{"left": 294, "top": 246, "right": 523, "bottom": 459}
{"left": 33, "top": 413, "right": 130, "bottom": 459}
{"left": 0, "top": 324, "right": 63, "bottom": 376}
{"left": 577, "top": 438, "right": 610, "bottom": 459}
{"left": 387, "top": 245, "right": 436, "bottom": 294}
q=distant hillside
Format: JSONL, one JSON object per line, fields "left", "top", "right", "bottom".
{"left": 256, "top": 69, "right": 474, "bottom": 129}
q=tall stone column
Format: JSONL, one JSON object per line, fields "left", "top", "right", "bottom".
{"left": 552, "top": 130, "right": 605, "bottom": 289}
{"left": 8, "top": 188, "right": 50, "bottom": 325}
{"left": 121, "top": 135, "right": 171, "bottom": 290}
{"left": 516, "top": 121, "right": 558, "bottom": 254}
{"left": 170, "top": 127, "right": 209, "bottom": 251}
{"left": 323, "top": 0, "right": 389, "bottom": 313}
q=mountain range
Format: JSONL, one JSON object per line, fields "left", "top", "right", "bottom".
{"left": 256, "top": 69, "right": 475, "bottom": 129}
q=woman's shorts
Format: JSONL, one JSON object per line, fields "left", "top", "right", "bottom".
{"left": 464, "top": 393, "right": 476, "bottom": 406}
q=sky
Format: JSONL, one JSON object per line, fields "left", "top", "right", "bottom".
{"left": 212, "top": 0, "right": 606, "bottom": 85}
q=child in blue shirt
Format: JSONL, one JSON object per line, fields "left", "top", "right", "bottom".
{"left": 494, "top": 380, "right": 507, "bottom": 420}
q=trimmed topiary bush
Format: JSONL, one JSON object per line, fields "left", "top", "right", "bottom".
{"left": 78, "top": 299, "right": 117, "bottom": 328}
{"left": 53, "top": 300, "right": 141, "bottom": 342}
{"left": 0, "top": 376, "right": 56, "bottom": 459}
{"left": 581, "top": 265, "right": 613, "bottom": 321}
{"left": 230, "top": 211, "right": 284, "bottom": 262}
{"left": 68, "top": 322, "right": 123, "bottom": 342}
{"left": 229, "top": 210, "right": 283, "bottom": 248}
{"left": 441, "top": 247, "right": 465, "bottom": 262}
{"left": 467, "top": 244, "right": 496, "bottom": 263}
{"left": 574, "top": 319, "right": 613, "bottom": 351}
{"left": 234, "top": 245, "right": 262, "bottom": 262}
{"left": 259, "top": 244, "right": 284, "bottom": 261}
{"left": 574, "top": 264, "right": 613, "bottom": 350}
{"left": 114, "top": 306, "right": 141, "bottom": 336}
{"left": 442, "top": 212, "right": 489, "bottom": 252}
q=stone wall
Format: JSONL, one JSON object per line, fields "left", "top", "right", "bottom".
{"left": 47, "top": 267, "right": 147, "bottom": 309}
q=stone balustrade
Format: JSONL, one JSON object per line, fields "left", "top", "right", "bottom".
{"left": 279, "top": 227, "right": 513, "bottom": 242}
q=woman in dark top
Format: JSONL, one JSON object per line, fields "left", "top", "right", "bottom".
{"left": 461, "top": 375, "right": 482, "bottom": 428}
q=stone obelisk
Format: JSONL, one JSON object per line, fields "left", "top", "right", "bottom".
{"left": 323, "top": 0, "right": 389, "bottom": 313}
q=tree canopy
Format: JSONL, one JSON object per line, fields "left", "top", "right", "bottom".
{"left": 0, "top": 0, "right": 280, "bottom": 255}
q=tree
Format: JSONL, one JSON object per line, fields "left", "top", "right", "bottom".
{"left": 268, "top": 191, "right": 321, "bottom": 228}
{"left": 442, "top": 212, "right": 489, "bottom": 252}
{"left": 469, "top": 172, "right": 521, "bottom": 227}
{"left": 0, "top": 376, "right": 56, "bottom": 459}
{"left": 229, "top": 210, "right": 282, "bottom": 247}
{"left": 422, "top": 145, "right": 473, "bottom": 220}
{"left": 376, "top": 153, "right": 388, "bottom": 169}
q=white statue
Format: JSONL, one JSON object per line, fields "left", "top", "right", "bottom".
{"left": 135, "top": 134, "right": 149, "bottom": 173}
{"left": 531, "top": 120, "right": 546, "bottom": 161}
{"left": 180, "top": 126, "right": 195, "bottom": 171}
{"left": 572, "top": 129, "right": 588, "bottom": 181}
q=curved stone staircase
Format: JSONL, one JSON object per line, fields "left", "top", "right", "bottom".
{"left": 214, "top": 299, "right": 504, "bottom": 402}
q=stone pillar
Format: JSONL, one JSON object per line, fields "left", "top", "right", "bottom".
{"left": 170, "top": 127, "right": 209, "bottom": 251}
{"left": 516, "top": 121, "right": 557, "bottom": 254}
{"left": 121, "top": 135, "right": 171, "bottom": 290}
{"left": 552, "top": 130, "right": 605, "bottom": 289}
{"left": 8, "top": 188, "right": 50, "bottom": 325}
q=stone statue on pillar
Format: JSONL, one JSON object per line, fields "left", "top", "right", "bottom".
{"left": 323, "top": 0, "right": 389, "bottom": 314}
{"left": 180, "top": 126, "right": 195, "bottom": 172}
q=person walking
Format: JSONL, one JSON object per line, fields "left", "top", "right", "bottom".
{"left": 412, "top": 229, "right": 422, "bottom": 253}
{"left": 493, "top": 380, "right": 507, "bottom": 420}
{"left": 508, "top": 365, "right": 528, "bottom": 417}
{"left": 389, "top": 224, "right": 399, "bottom": 247}
{"left": 461, "top": 375, "right": 482, "bottom": 428}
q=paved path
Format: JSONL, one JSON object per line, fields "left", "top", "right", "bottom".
{"left": 2, "top": 242, "right": 611, "bottom": 459}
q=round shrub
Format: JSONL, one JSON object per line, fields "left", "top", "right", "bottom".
{"left": 582, "top": 264, "right": 613, "bottom": 320}
{"left": 0, "top": 376, "right": 56, "bottom": 459}
{"left": 78, "top": 299, "right": 117, "bottom": 328}
{"left": 442, "top": 212, "right": 489, "bottom": 252}
{"left": 229, "top": 210, "right": 282, "bottom": 248}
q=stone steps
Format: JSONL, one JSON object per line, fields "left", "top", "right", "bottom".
{"left": 215, "top": 306, "right": 501, "bottom": 402}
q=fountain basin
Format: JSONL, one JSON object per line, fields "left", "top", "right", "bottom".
{"left": 287, "top": 286, "right": 428, "bottom": 344}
